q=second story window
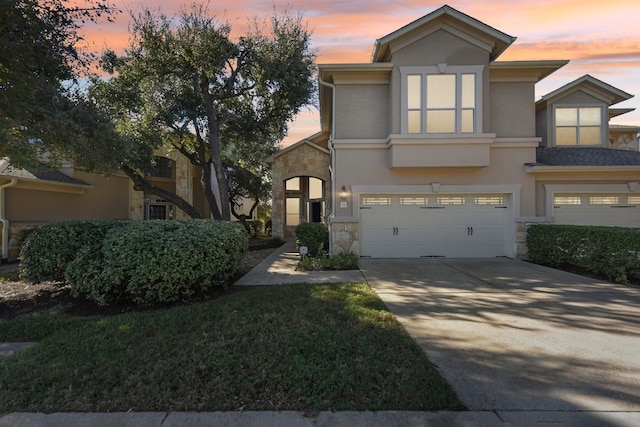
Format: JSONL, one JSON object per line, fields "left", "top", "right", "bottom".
{"left": 403, "top": 65, "right": 482, "bottom": 135}
{"left": 147, "top": 156, "right": 173, "bottom": 179}
{"left": 554, "top": 107, "right": 603, "bottom": 146}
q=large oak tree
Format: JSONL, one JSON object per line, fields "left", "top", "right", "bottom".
{"left": 0, "top": 0, "right": 120, "bottom": 169}
{"left": 92, "top": 4, "right": 316, "bottom": 220}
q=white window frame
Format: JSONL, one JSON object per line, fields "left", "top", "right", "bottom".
{"left": 400, "top": 65, "right": 484, "bottom": 135}
{"left": 553, "top": 105, "right": 605, "bottom": 147}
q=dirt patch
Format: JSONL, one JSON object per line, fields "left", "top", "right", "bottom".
{"left": 0, "top": 246, "right": 278, "bottom": 322}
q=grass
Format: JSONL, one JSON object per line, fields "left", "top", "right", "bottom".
{"left": 0, "top": 272, "right": 18, "bottom": 282}
{"left": 0, "top": 283, "right": 464, "bottom": 413}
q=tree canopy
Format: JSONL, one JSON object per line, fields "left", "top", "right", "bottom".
{"left": 0, "top": 0, "right": 120, "bottom": 169}
{"left": 92, "top": 4, "right": 317, "bottom": 220}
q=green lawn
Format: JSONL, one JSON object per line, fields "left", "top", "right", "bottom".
{"left": 0, "top": 283, "right": 465, "bottom": 413}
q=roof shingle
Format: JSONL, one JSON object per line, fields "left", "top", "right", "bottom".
{"left": 535, "top": 147, "right": 640, "bottom": 167}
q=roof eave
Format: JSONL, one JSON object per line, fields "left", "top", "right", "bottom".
{"left": 526, "top": 165, "right": 640, "bottom": 173}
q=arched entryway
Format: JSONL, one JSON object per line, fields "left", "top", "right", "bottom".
{"left": 284, "top": 176, "right": 326, "bottom": 238}
{"left": 267, "top": 137, "right": 331, "bottom": 241}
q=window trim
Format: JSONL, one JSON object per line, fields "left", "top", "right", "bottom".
{"left": 400, "top": 65, "right": 484, "bottom": 135}
{"left": 552, "top": 104, "right": 605, "bottom": 147}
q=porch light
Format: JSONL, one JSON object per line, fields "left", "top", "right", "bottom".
{"left": 340, "top": 186, "right": 348, "bottom": 200}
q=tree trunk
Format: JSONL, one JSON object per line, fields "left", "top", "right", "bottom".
{"left": 121, "top": 165, "right": 203, "bottom": 219}
{"left": 199, "top": 159, "right": 221, "bottom": 220}
{"left": 210, "top": 152, "right": 231, "bottom": 220}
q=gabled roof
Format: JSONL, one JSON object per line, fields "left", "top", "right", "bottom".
{"left": 371, "top": 5, "right": 516, "bottom": 62}
{"left": 609, "top": 108, "right": 636, "bottom": 119}
{"left": 536, "top": 74, "right": 633, "bottom": 110}
{"left": 267, "top": 133, "right": 329, "bottom": 163}
{"left": 534, "top": 147, "right": 640, "bottom": 167}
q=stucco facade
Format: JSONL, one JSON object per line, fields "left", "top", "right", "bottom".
{"left": 271, "top": 5, "right": 640, "bottom": 259}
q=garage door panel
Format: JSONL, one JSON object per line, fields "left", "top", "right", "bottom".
{"left": 360, "top": 194, "right": 509, "bottom": 258}
{"left": 553, "top": 194, "right": 640, "bottom": 227}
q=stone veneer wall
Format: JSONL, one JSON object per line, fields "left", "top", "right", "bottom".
{"left": 271, "top": 143, "right": 330, "bottom": 239}
{"left": 171, "top": 151, "right": 192, "bottom": 219}
{"left": 127, "top": 152, "right": 193, "bottom": 220}
{"left": 515, "top": 217, "right": 552, "bottom": 259}
{"left": 329, "top": 220, "right": 359, "bottom": 255}
{"left": 5, "top": 223, "right": 46, "bottom": 260}
{"left": 129, "top": 182, "right": 144, "bottom": 220}
{"left": 609, "top": 131, "right": 639, "bottom": 151}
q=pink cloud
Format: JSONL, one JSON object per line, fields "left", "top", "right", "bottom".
{"left": 76, "top": 0, "right": 640, "bottom": 136}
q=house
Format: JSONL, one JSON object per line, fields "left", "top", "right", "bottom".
{"left": 0, "top": 151, "right": 257, "bottom": 260}
{"left": 269, "top": 5, "right": 640, "bottom": 258}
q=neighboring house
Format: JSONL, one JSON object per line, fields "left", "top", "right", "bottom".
{"left": 270, "top": 5, "right": 640, "bottom": 258}
{"left": 0, "top": 151, "right": 256, "bottom": 260}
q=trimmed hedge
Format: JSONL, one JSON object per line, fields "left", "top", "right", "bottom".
{"left": 527, "top": 224, "right": 640, "bottom": 284}
{"left": 66, "top": 220, "right": 248, "bottom": 306}
{"left": 295, "top": 222, "right": 328, "bottom": 257}
{"left": 19, "top": 220, "right": 123, "bottom": 284}
{"left": 19, "top": 220, "right": 248, "bottom": 306}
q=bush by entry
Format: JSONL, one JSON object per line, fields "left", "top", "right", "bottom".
{"left": 19, "top": 220, "right": 248, "bottom": 306}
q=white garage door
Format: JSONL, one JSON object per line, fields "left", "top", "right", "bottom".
{"left": 359, "top": 194, "right": 510, "bottom": 258}
{"left": 553, "top": 194, "right": 640, "bottom": 227}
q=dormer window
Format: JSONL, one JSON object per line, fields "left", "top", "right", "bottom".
{"left": 402, "top": 65, "right": 483, "bottom": 135}
{"left": 554, "top": 106, "right": 603, "bottom": 146}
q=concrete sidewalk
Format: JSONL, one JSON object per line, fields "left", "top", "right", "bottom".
{"left": 233, "top": 240, "right": 366, "bottom": 286}
{"left": 4, "top": 410, "right": 640, "bottom": 426}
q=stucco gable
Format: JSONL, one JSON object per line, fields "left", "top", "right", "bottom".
{"left": 536, "top": 74, "right": 633, "bottom": 110}
{"left": 371, "top": 5, "right": 515, "bottom": 62}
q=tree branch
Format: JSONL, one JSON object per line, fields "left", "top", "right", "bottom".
{"left": 121, "top": 164, "right": 204, "bottom": 219}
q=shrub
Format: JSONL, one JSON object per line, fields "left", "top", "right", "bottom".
{"left": 66, "top": 220, "right": 248, "bottom": 306}
{"left": 295, "top": 222, "right": 328, "bottom": 257}
{"left": 298, "top": 252, "right": 359, "bottom": 271}
{"left": 19, "top": 220, "right": 123, "bottom": 284}
{"left": 527, "top": 224, "right": 640, "bottom": 283}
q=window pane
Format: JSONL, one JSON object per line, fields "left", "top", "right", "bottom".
{"left": 148, "top": 205, "right": 167, "bottom": 220}
{"left": 590, "top": 196, "right": 619, "bottom": 205}
{"left": 474, "top": 196, "right": 505, "bottom": 205}
{"left": 580, "top": 127, "right": 601, "bottom": 145}
{"left": 556, "top": 127, "right": 577, "bottom": 145}
{"left": 554, "top": 196, "right": 581, "bottom": 205}
{"left": 147, "top": 157, "right": 173, "bottom": 178}
{"left": 427, "top": 75, "right": 455, "bottom": 108}
{"left": 407, "top": 75, "right": 421, "bottom": 109}
{"left": 461, "top": 74, "right": 475, "bottom": 108}
{"left": 309, "top": 177, "right": 323, "bottom": 199}
{"left": 427, "top": 110, "right": 455, "bottom": 133}
{"left": 400, "top": 197, "right": 428, "bottom": 205}
{"left": 408, "top": 111, "right": 421, "bottom": 133}
{"left": 437, "top": 197, "right": 465, "bottom": 205}
{"left": 628, "top": 196, "right": 640, "bottom": 205}
{"left": 556, "top": 108, "right": 577, "bottom": 126}
{"left": 362, "top": 197, "right": 391, "bottom": 206}
{"left": 286, "top": 198, "right": 300, "bottom": 226}
{"left": 461, "top": 109, "right": 474, "bottom": 133}
{"left": 285, "top": 177, "right": 300, "bottom": 191}
{"left": 580, "top": 107, "right": 601, "bottom": 125}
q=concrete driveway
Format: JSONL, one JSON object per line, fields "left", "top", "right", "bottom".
{"left": 359, "top": 258, "right": 640, "bottom": 412}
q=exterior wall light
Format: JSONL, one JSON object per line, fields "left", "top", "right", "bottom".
{"left": 340, "top": 185, "right": 348, "bottom": 200}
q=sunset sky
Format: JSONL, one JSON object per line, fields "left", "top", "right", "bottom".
{"left": 81, "top": 0, "right": 640, "bottom": 147}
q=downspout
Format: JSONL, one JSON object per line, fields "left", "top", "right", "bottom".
{"left": 0, "top": 179, "right": 18, "bottom": 262}
{"left": 319, "top": 77, "right": 337, "bottom": 256}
